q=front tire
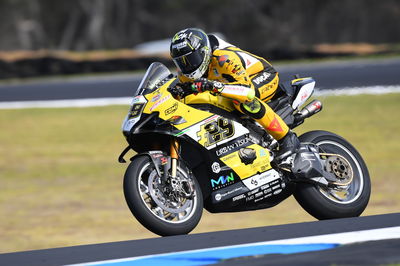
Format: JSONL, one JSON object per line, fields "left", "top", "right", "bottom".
{"left": 124, "top": 155, "right": 203, "bottom": 236}
{"left": 294, "top": 130, "right": 371, "bottom": 220}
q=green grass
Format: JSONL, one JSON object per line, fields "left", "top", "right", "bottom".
{"left": 0, "top": 93, "right": 400, "bottom": 253}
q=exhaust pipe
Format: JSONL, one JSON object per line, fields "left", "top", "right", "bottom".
{"left": 294, "top": 100, "right": 323, "bottom": 125}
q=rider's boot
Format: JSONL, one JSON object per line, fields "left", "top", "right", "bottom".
{"left": 274, "top": 131, "right": 300, "bottom": 162}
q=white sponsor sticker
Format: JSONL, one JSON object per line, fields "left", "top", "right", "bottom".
{"left": 242, "top": 169, "right": 280, "bottom": 190}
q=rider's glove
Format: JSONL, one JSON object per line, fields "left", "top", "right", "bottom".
{"left": 169, "top": 83, "right": 194, "bottom": 98}
{"left": 192, "top": 78, "right": 224, "bottom": 95}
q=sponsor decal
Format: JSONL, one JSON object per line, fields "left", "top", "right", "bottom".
{"left": 211, "top": 162, "right": 221, "bottom": 174}
{"left": 253, "top": 72, "right": 271, "bottom": 85}
{"left": 172, "top": 31, "right": 189, "bottom": 42}
{"left": 237, "top": 52, "right": 258, "bottom": 68}
{"left": 149, "top": 151, "right": 163, "bottom": 156}
{"left": 211, "top": 172, "right": 234, "bottom": 189}
{"left": 232, "top": 64, "right": 242, "bottom": 73}
{"left": 212, "top": 183, "right": 248, "bottom": 203}
{"left": 224, "top": 85, "right": 248, "bottom": 95}
{"left": 131, "top": 96, "right": 142, "bottom": 104}
{"left": 150, "top": 95, "right": 170, "bottom": 112}
{"left": 255, "top": 191, "right": 264, "bottom": 198}
{"left": 259, "top": 148, "right": 267, "bottom": 157}
{"left": 218, "top": 55, "right": 229, "bottom": 66}
{"left": 272, "top": 184, "right": 281, "bottom": 190}
{"left": 164, "top": 102, "right": 178, "bottom": 116}
{"left": 151, "top": 94, "right": 162, "bottom": 102}
{"left": 160, "top": 157, "right": 168, "bottom": 165}
{"left": 261, "top": 184, "right": 270, "bottom": 190}
{"left": 171, "top": 42, "right": 187, "bottom": 50}
{"left": 247, "top": 188, "right": 260, "bottom": 196}
{"left": 251, "top": 178, "right": 258, "bottom": 187}
{"left": 214, "top": 187, "right": 243, "bottom": 202}
{"left": 215, "top": 136, "right": 249, "bottom": 157}
{"left": 243, "top": 169, "right": 280, "bottom": 190}
{"left": 301, "top": 91, "right": 309, "bottom": 101}
{"left": 246, "top": 195, "right": 254, "bottom": 202}
{"left": 312, "top": 101, "right": 322, "bottom": 109}
{"left": 244, "top": 178, "right": 285, "bottom": 204}
{"left": 266, "top": 116, "right": 284, "bottom": 132}
{"left": 260, "top": 78, "right": 278, "bottom": 95}
{"left": 263, "top": 188, "right": 272, "bottom": 194}
{"left": 129, "top": 103, "right": 145, "bottom": 118}
{"left": 232, "top": 194, "right": 246, "bottom": 202}
{"left": 215, "top": 194, "right": 222, "bottom": 201}
{"left": 213, "top": 68, "right": 219, "bottom": 77}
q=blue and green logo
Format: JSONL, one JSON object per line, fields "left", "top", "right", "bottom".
{"left": 211, "top": 172, "right": 234, "bottom": 188}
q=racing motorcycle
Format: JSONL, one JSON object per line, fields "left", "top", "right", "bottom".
{"left": 119, "top": 62, "right": 371, "bottom": 236}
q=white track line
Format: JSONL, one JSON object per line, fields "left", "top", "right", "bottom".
{"left": 0, "top": 97, "right": 131, "bottom": 109}
{"left": 314, "top": 85, "right": 400, "bottom": 96}
{"left": 68, "top": 226, "right": 400, "bottom": 266}
{"left": 0, "top": 85, "right": 399, "bottom": 110}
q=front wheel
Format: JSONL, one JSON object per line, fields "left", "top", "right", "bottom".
{"left": 294, "top": 130, "right": 371, "bottom": 220}
{"left": 123, "top": 155, "right": 203, "bottom": 236}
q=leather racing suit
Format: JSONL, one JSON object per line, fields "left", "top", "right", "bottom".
{"left": 177, "top": 35, "right": 289, "bottom": 141}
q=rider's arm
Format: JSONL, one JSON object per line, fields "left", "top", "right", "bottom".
{"left": 211, "top": 50, "right": 255, "bottom": 103}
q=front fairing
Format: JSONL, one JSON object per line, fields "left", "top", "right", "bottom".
{"left": 121, "top": 62, "right": 174, "bottom": 135}
{"left": 121, "top": 63, "right": 218, "bottom": 140}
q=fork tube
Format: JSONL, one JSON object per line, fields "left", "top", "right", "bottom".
{"left": 170, "top": 138, "right": 179, "bottom": 178}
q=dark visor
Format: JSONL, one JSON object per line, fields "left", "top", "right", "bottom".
{"left": 173, "top": 49, "right": 204, "bottom": 74}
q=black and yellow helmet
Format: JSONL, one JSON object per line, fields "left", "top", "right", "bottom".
{"left": 170, "top": 28, "right": 211, "bottom": 80}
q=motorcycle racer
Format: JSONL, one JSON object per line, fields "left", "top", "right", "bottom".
{"left": 170, "top": 28, "right": 300, "bottom": 161}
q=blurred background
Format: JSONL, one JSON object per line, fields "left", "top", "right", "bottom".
{"left": 0, "top": 0, "right": 399, "bottom": 78}
{"left": 0, "top": 0, "right": 400, "bottom": 254}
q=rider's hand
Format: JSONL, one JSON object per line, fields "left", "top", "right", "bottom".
{"left": 193, "top": 78, "right": 224, "bottom": 95}
{"left": 169, "top": 83, "right": 194, "bottom": 98}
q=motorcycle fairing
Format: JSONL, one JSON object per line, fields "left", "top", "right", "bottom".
{"left": 291, "top": 77, "right": 315, "bottom": 110}
{"left": 121, "top": 64, "right": 294, "bottom": 213}
{"left": 121, "top": 95, "right": 148, "bottom": 133}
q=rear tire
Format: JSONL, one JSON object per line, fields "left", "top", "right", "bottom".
{"left": 294, "top": 130, "right": 371, "bottom": 220}
{"left": 124, "top": 155, "right": 203, "bottom": 236}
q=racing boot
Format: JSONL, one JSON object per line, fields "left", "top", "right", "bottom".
{"left": 274, "top": 131, "right": 301, "bottom": 162}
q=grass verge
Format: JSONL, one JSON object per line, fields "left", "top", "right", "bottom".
{"left": 0, "top": 93, "right": 399, "bottom": 253}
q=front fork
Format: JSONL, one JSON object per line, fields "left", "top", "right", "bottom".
{"left": 170, "top": 138, "right": 179, "bottom": 178}
{"left": 168, "top": 138, "right": 194, "bottom": 198}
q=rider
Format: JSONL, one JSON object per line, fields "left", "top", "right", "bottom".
{"left": 170, "top": 28, "right": 300, "bottom": 161}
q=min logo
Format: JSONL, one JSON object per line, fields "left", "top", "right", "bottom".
{"left": 211, "top": 172, "right": 234, "bottom": 188}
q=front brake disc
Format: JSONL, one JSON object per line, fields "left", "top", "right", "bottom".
{"left": 147, "top": 171, "right": 191, "bottom": 214}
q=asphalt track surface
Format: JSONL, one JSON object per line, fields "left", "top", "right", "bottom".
{"left": 0, "top": 57, "right": 400, "bottom": 102}
{"left": 1, "top": 213, "right": 399, "bottom": 265}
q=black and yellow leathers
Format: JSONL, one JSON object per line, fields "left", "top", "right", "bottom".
{"left": 178, "top": 36, "right": 289, "bottom": 141}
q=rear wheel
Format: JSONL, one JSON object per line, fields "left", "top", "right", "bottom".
{"left": 124, "top": 155, "right": 203, "bottom": 236}
{"left": 294, "top": 130, "right": 371, "bottom": 219}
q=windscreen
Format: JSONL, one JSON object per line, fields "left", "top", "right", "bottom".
{"left": 135, "top": 62, "right": 172, "bottom": 96}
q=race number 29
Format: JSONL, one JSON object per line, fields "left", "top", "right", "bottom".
{"left": 197, "top": 118, "right": 234, "bottom": 147}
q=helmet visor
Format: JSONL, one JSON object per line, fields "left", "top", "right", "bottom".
{"left": 172, "top": 49, "right": 204, "bottom": 75}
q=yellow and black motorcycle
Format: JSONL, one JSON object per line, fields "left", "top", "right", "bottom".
{"left": 119, "top": 62, "right": 370, "bottom": 236}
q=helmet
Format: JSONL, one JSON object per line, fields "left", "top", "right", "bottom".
{"left": 170, "top": 28, "right": 211, "bottom": 80}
